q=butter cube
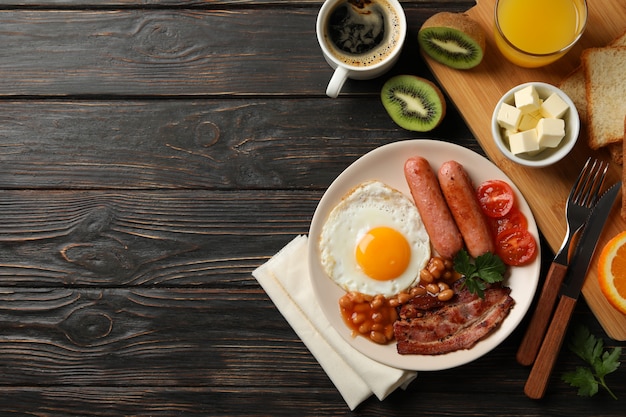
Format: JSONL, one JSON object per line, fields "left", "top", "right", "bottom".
{"left": 501, "top": 128, "right": 517, "bottom": 144}
{"left": 509, "top": 129, "right": 539, "bottom": 155}
{"left": 541, "top": 93, "right": 569, "bottom": 118}
{"left": 518, "top": 111, "right": 541, "bottom": 131}
{"left": 537, "top": 118, "right": 565, "bottom": 148}
{"left": 497, "top": 103, "right": 522, "bottom": 130}
{"left": 514, "top": 85, "right": 541, "bottom": 113}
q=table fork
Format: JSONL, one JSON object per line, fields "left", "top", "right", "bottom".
{"left": 516, "top": 157, "right": 608, "bottom": 366}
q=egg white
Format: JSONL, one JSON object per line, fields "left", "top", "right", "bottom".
{"left": 318, "top": 180, "right": 430, "bottom": 297}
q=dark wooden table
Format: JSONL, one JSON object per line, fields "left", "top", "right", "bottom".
{"left": 0, "top": 0, "right": 624, "bottom": 415}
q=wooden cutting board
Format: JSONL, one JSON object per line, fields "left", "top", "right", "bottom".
{"left": 423, "top": 0, "right": 626, "bottom": 340}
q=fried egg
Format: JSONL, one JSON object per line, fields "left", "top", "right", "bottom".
{"left": 319, "top": 180, "right": 430, "bottom": 297}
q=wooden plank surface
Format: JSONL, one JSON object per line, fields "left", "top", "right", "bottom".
{"left": 0, "top": 5, "right": 475, "bottom": 97}
{"left": 0, "top": 99, "right": 471, "bottom": 189}
{"left": 423, "top": 0, "right": 626, "bottom": 339}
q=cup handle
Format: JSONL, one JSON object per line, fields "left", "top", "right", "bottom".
{"left": 326, "top": 66, "right": 349, "bottom": 98}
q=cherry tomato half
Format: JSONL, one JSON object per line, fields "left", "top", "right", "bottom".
{"left": 495, "top": 228, "right": 538, "bottom": 266}
{"left": 477, "top": 180, "right": 516, "bottom": 219}
{"left": 490, "top": 207, "right": 528, "bottom": 238}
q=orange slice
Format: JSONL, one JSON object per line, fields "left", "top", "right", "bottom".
{"left": 598, "top": 230, "right": 626, "bottom": 315}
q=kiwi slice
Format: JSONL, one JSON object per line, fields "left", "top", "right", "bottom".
{"left": 381, "top": 75, "right": 446, "bottom": 132}
{"left": 418, "top": 12, "right": 485, "bottom": 69}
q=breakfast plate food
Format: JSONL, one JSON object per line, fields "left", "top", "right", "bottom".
{"left": 308, "top": 139, "right": 541, "bottom": 371}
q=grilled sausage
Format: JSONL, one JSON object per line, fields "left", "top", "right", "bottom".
{"left": 404, "top": 156, "right": 464, "bottom": 259}
{"left": 438, "top": 160, "right": 495, "bottom": 258}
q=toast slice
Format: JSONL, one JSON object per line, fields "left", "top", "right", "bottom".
{"left": 559, "top": 29, "right": 626, "bottom": 124}
{"left": 582, "top": 46, "right": 626, "bottom": 150}
{"left": 559, "top": 67, "right": 588, "bottom": 122}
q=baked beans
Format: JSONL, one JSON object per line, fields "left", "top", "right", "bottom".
{"left": 339, "top": 292, "right": 397, "bottom": 344}
{"left": 338, "top": 256, "right": 462, "bottom": 344}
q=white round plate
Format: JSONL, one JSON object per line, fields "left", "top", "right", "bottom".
{"left": 308, "top": 140, "right": 541, "bottom": 371}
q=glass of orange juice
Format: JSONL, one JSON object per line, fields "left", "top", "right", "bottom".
{"left": 494, "top": 0, "right": 587, "bottom": 68}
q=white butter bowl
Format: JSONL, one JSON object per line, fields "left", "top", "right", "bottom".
{"left": 491, "top": 82, "right": 580, "bottom": 168}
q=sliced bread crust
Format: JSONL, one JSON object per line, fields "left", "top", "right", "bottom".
{"left": 558, "top": 29, "right": 626, "bottom": 125}
{"left": 559, "top": 68, "right": 587, "bottom": 122}
{"left": 582, "top": 46, "right": 626, "bottom": 150}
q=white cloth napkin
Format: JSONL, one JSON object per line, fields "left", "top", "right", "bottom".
{"left": 252, "top": 235, "right": 417, "bottom": 410}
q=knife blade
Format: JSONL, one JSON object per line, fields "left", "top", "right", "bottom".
{"left": 523, "top": 181, "right": 622, "bottom": 400}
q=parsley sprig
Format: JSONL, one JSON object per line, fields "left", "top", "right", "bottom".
{"left": 561, "top": 325, "right": 621, "bottom": 399}
{"left": 453, "top": 249, "right": 506, "bottom": 298}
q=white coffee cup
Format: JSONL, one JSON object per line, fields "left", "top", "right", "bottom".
{"left": 316, "top": 0, "right": 407, "bottom": 98}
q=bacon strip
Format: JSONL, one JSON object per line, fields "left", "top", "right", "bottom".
{"left": 393, "top": 280, "right": 514, "bottom": 355}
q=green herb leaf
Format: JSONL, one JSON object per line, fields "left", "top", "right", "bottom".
{"left": 453, "top": 249, "right": 505, "bottom": 298}
{"left": 568, "top": 325, "right": 601, "bottom": 364}
{"left": 474, "top": 252, "right": 506, "bottom": 283}
{"left": 561, "top": 325, "right": 621, "bottom": 399}
{"left": 562, "top": 367, "right": 599, "bottom": 397}
{"left": 453, "top": 249, "right": 474, "bottom": 275}
{"left": 596, "top": 347, "right": 622, "bottom": 378}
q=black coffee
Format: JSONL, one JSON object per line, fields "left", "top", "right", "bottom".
{"left": 323, "top": 0, "right": 402, "bottom": 67}
{"left": 327, "top": 0, "right": 386, "bottom": 55}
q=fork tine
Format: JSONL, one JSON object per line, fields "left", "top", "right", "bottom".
{"left": 587, "top": 161, "right": 609, "bottom": 206}
{"left": 579, "top": 160, "right": 608, "bottom": 207}
{"left": 571, "top": 158, "right": 608, "bottom": 207}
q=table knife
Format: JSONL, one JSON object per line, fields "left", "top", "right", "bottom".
{"left": 523, "top": 181, "right": 622, "bottom": 400}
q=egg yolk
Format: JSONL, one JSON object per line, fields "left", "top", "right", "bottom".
{"left": 355, "top": 226, "right": 411, "bottom": 281}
